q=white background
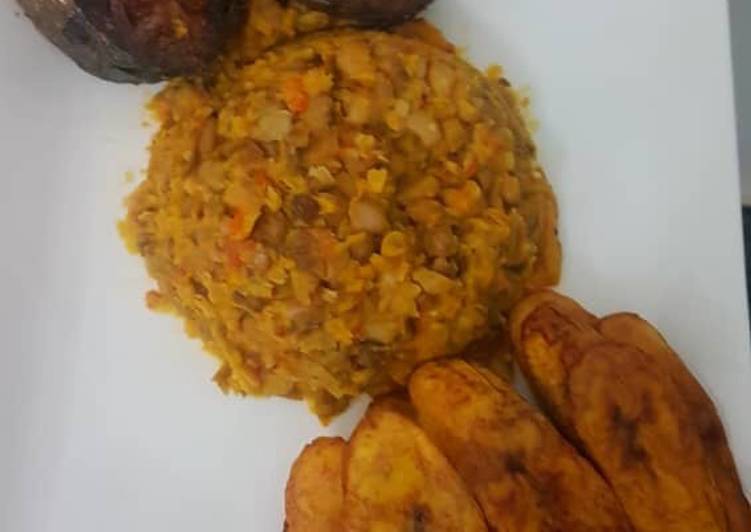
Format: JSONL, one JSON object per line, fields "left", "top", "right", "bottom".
{"left": 1, "top": 1, "right": 749, "bottom": 531}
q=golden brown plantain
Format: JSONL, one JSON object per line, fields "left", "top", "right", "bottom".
{"left": 343, "top": 399, "right": 488, "bottom": 532}
{"left": 509, "top": 292, "right": 601, "bottom": 437}
{"left": 598, "top": 313, "right": 751, "bottom": 532}
{"left": 409, "top": 359, "right": 631, "bottom": 531}
{"left": 285, "top": 437, "right": 345, "bottom": 532}
{"left": 511, "top": 291, "right": 751, "bottom": 532}
{"left": 509, "top": 290, "right": 597, "bottom": 355}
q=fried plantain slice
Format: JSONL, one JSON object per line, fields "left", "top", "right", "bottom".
{"left": 511, "top": 291, "right": 751, "bottom": 532}
{"left": 409, "top": 359, "right": 630, "bottom": 531}
{"left": 509, "top": 291, "right": 601, "bottom": 437}
{"left": 343, "top": 399, "right": 488, "bottom": 532}
{"left": 509, "top": 289, "right": 598, "bottom": 358}
{"left": 598, "top": 313, "right": 751, "bottom": 532}
{"left": 285, "top": 437, "right": 346, "bottom": 532}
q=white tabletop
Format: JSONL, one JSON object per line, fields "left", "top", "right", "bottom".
{"left": 0, "top": 1, "right": 749, "bottom": 531}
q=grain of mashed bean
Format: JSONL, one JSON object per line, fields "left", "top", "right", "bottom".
{"left": 120, "top": 29, "right": 561, "bottom": 421}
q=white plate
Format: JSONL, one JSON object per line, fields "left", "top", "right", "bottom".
{"left": 1, "top": 1, "right": 749, "bottom": 530}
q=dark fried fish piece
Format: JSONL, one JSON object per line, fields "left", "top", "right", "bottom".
{"left": 18, "top": 0, "right": 245, "bottom": 82}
